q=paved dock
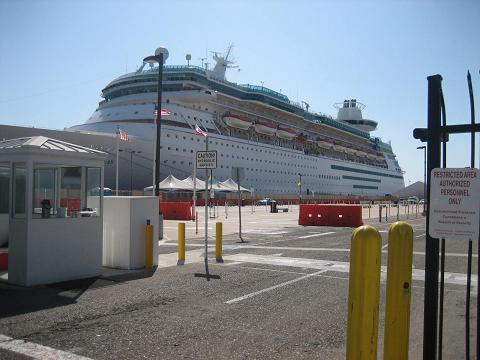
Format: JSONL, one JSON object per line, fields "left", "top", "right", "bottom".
{"left": 0, "top": 204, "right": 475, "bottom": 359}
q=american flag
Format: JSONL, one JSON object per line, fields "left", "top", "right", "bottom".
{"left": 153, "top": 108, "right": 172, "bottom": 117}
{"left": 195, "top": 124, "right": 207, "bottom": 137}
{"left": 116, "top": 128, "right": 129, "bottom": 141}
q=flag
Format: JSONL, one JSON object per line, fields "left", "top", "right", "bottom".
{"left": 116, "top": 128, "right": 129, "bottom": 141}
{"left": 153, "top": 108, "right": 172, "bottom": 117}
{"left": 195, "top": 124, "right": 207, "bottom": 137}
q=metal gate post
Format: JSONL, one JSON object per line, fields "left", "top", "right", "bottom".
{"left": 423, "top": 74, "right": 443, "bottom": 359}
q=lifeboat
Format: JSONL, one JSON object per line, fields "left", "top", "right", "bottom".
{"left": 356, "top": 150, "right": 368, "bottom": 157}
{"left": 254, "top": 119, "right": 277, "bottom": 136}
{"left": 222, "top": 112, "right": 252, "bottom": 130}
{"left": 316, "top": 138, "right": 333, "bottom": 149}
{"left": 367, "top": 153, "right": 377, "bottom": 160}
{"left": 276, "top": 126, "right": 296, "bottom": 140}
{"left": 345, "top": 146, "right": 357, "bottom": 155}
{"left": 333, "top": 142, "right": 346, "bottom": 152}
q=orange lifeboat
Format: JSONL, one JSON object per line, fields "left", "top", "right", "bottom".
{"left": 316, "top": 138, "right": 333, "bottom": 149}
{"left": 276, "top": 126, "right": 296, "bottom": 140}
{"left": 222, "top": 112, "right": 252, "bottom": 130}
{"left": 254, "top": 119, "right": 277, "bottom": 136}
{"left": 332, "top": 141, "right": 346, "bottom": 152}
{"left": 345, "top": 146, "right": 357, "bottom": 155}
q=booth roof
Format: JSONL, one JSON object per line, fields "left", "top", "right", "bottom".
{"left": 0, "top": 136, "right": 106, "bottom": 155}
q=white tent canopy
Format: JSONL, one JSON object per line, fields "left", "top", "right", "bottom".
{"left": 220, "top": 178, "right": 251, "bottom": 192}
{"left": 144, "top": 174, "right": 192, "bottom": 191}
{"left": 144, "top": 175, "right": 252, "bottom": 193}
{"left": 183, "top": 175, "right": 206, "bottom": 190}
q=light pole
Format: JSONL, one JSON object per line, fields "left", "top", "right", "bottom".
{"left": 143, "top": 46, "right": 169, "bottom": 198}
{"left": 298, "top": 173, "right": 302, "bottom": 204}
{"left": 417, "top": 145, "right": 427, "bottom": 215}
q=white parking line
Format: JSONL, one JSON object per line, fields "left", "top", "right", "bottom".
{"left": 0, "top": 334, "right": 92, "bottom": 360}
{"left": 298, "top": 232, "right": 336, "bottom": 239}
{"left": 416, "top": 233, "right": 425, "bottom": 238}
{"left": 223, "top": 253, "right": 478, "bottom": 289}
{"left": 225, "top": 269, "right": 329, "bottom": 304}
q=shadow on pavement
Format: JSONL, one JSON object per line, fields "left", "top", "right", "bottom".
{"left": 0, "top": 267, "right": 157, "bottom": 319}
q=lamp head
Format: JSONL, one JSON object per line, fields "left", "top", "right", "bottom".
{"left": 155, "top": 46, "right": 169, "bottom": 62}
{"left": 143, "top": 46, "right": 169, "bottom": 65}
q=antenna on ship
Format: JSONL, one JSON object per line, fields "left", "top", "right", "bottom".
{"left": 302, "top": 101, "right": 310, "bottom": 112}
{"left": 199, "top": 57, "right": 206, "bottom": 68}
{"left": 186, "top": 54, "right": 191, "bottom": 66}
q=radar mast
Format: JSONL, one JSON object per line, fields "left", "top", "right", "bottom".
{"left": 210, "top": 44, "right": 238, "bottom": 80}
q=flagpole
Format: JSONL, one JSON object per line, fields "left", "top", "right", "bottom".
{"left": 115, "top": 126, "right": 119, "bottom": 196}
{"left": 193, "top": 151, "right": 197, "bottom": 221}
{"left": 204, "top": 134, "right": 209, "bottom": 269}
{"left": 152, "top": 122, "right": 156, "bottom": 195}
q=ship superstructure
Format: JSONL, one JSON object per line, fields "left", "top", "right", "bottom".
{"left": 2, "top": 46, "right": 404, "bottom": 196}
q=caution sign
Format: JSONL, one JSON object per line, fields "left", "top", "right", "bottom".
{"left": 429, "top": 168, "right": 480, "bottom": 240}
{"left": 196, "top": 151, "right": 217, "bottom": 169}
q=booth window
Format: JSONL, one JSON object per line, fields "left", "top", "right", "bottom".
{"left": 33, "top": 168, "right": 56, "bottom": 219}
{"left": 60, "top": 167, "right": 81, "bottom": 217}
{"left": 0, "top": 163, "right": 10, "bottom": 215}
{"left": 85, "top": 167, "right": 102, "bottom": 217}
{"left": 13, "top": 164, "right": 26, "bottom": 218}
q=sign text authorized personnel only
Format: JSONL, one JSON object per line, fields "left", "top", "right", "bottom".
{"left": 429, "top": 168, "right": 480, "bottom": 240}
{"left": 196, "top": 151, "right": 217, "bottom": 169}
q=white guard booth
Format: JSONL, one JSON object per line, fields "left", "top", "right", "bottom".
{"left": 0, "top": 137, "right": 106, "bottom": 286}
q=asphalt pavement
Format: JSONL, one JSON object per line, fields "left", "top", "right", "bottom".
{"left": 0, "top": 204, "right": 477, "bottom": 359}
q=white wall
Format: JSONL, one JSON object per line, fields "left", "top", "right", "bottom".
{"left": 103, "top": 196, "right": 159, "bottom": 269}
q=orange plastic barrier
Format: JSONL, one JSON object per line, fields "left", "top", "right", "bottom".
{"left": 299, "top": 204, "right": 363, "bottom": 227}
{"left": 160, "top": 201, "right": 193, "bottom": 220}
{"left": 0, "top": 252, "right": 7, "bottom": 270}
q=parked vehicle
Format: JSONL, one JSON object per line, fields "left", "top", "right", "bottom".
{"left": 258, "top": 198, "right": 273, "bottom": 205}
{"left": 408, "top": 196, "right": 419, "bottom": 204}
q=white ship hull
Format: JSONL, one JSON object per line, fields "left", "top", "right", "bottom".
{"left": 0, "top": 123, "right": 404, "bottom": 197}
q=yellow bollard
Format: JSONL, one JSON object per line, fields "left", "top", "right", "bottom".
{"left": 145, "top": 220, "right": 154, "bottom": 269}
{"left": 383, "top": 221, "right": 413, "bottom": 360}
{"left": 216, "top": 222, "right": 223, "bottom": 263}
{"left": 346, "top": 225, "right": 382, "bottom": 360}
{"left": 177, "top": 223, "right": 185, "bottom": 265}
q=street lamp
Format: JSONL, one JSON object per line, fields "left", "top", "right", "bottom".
{"left": 119, "top": 149, "right": 142, "bottom": 193}
{"left": 143, "top": 46, "right": 169, "bottom": 198}
{"left": 298, "top": 173, "right": 302, "bottom": 204}
{"left": 417, "top": 145, "right": 427, "bottom": 215}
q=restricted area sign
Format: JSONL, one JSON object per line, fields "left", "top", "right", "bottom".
{"left": 429, "top": 168, "right": 480, "bottom": 240}
{"left": 196, "top": 151, "right": 217, "bottom": 169}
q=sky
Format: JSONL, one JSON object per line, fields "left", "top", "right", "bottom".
{"left": 0, "top": 0, "right": 479, "bottom": 185}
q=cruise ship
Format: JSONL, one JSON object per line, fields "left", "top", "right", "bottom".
{"left": 0, "top": 46, "right": 404, "bottom": 197}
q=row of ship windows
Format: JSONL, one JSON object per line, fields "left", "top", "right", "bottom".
{"left": 162, "top": 158, "right": 339, "bottom": 180}
{"left": 165, "top": 135, "right": 320, "bottom": 169}
{"left": 164, "top": 146, "right": 329, "bottom": 171}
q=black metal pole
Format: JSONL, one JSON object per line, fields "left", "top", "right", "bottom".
{"left": 423, "top": 74, "right": 442, "bottom": 360}
{"left": 466, "top": 70, "right": 475, "bottom": 360}
{"left": 423, "top": 147, "right": 427, "bottom": 214}
{"left": 438, "top": 86, "right": 447, "bottom": 360}
{"left": 155, "top": 53, "right": 164, "bottom": 198}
